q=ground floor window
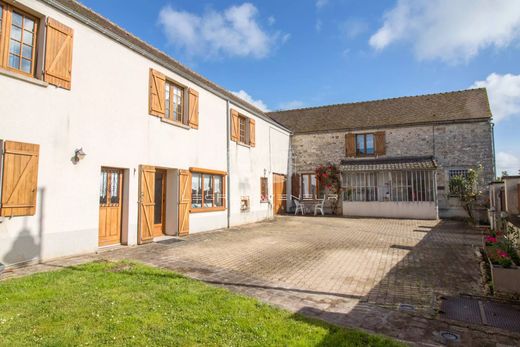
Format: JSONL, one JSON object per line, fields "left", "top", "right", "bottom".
{"left": 300, "top": 173, "right": 325, "bottom": 199}
{"left": 190, "top": 169, "right": 226, "bottom": 211}
{"left": 343, "top": 170, "right": 435, "bottom": 202}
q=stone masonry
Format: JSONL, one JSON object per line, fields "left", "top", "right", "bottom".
{"left": 290, "top": 121, "right": 495, "bottom": 217}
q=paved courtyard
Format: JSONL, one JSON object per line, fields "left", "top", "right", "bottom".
{"left": 2, "top": 216, "right": 519, "bottom": 346}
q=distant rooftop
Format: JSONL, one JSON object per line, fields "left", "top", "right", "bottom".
{"left": 268, "top": 88, "right": 492, "bottom": 134}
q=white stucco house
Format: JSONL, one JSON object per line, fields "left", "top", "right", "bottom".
{"left": 0, "top": 0, "right": 291, "bottom": 266}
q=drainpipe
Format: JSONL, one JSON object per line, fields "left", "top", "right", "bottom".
{"left": 226, "top": 100, "right": 231, "bottom": 229}
{"left": 491, "top": 121, "right": 496, "bottom": 178}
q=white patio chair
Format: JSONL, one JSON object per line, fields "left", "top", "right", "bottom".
{"left": 314, "top": 195, "right": 327, "bottom": 216}
{"left": 294, "top": 198, "right": 305, "bottom": 215}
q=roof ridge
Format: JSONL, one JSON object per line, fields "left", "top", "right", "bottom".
{"left": 267, "top": 88, "right": 487, "bottom": 114}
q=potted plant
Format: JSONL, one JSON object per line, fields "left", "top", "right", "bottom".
{"left": 483, "top": 229, "right": 520, "bottom": 294}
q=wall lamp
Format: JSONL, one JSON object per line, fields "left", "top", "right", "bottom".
{"left": 72, "top": 148, "right": 87, "bottom": 165}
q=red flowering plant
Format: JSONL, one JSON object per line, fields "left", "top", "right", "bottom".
{"left": 315, "top": 163, "right": 341, "bottom": 195}
{"left": 484, "top": 236, "right": 497, "bottom": 246}
{"left": 482, "top": 225, "right": 520, "bottom": 268}
{"left": 315, "top": 163, "right": 341, "bottom": 214}
{"left": 485, "top": 245, "right": 513, "bottom": 268}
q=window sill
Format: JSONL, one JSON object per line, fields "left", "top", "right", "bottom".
{"left": 236, "top": 141, "right": 251, "bottom": 148}
{"left": 161, "top": 117, "right": 191, "bottom": 129}
{"left": 190, "top": 207, "right": 226, "bottom": 213}
{"left": 0, "top": 67, "right": 48, "bottom": 88}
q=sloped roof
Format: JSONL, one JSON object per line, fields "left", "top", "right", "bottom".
{"left": 268, "top": 89, "right": 492, "bottom": 134}
{"left": 341, "top": 156, "right": 437, "bottom": 172}
{"left": 42, "top": 0, "right": 288, "bottom": 130}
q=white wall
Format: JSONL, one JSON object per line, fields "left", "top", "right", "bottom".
{"left": 0, "top": 0, "right": 290, "bottom": 265}
{"left": 343, "top": 201, "right": 438, "bottom": 220}
{"left": 228, "top": 105, "right": 291, "bottom": 226}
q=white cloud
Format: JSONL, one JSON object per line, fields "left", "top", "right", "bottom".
{"left": 267, "top": 16, "right": 275, "bottom": 26}
{"left": 158, "top": 3, "right": 287, "bottom": 59}
{"left": 470, "top": 73, "right": 520, "bottom": 123}
{"left": 277, "top": 100, "right": 306, "bottom": 110}
{"left": 497, "top": 152, "right": 520, "bottom": 176}
{"left": 316, "top": 0, "right": 329, "bottom": 9}
{"left": 369, "top": 0, "right": 520, "bottom": 63}
{"left": 231, "top": 90, "right": 270, "bottom": 111}
{"left": 341, "top": 18, "right": 368, "bottom": 39}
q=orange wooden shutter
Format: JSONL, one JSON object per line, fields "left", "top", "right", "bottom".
{"left": 375, "top": 131, "right": 386, "bottom": 156}
{"left": 138, "top": 165, "right": 155, "bottom": 244}
{"left": 345, "top": 133, "right": 356, "bottom": 157}
{"left": 230, "top": 109, "right": 240, "bottom": 142}
{"left": 291, "top": 173, "right": 300, "bottom": 199}
{"left": 149, "top": 69, "right": 166, "bottom": 117}
{"left": 249, "top": 118, "right": 255, "bottom": 147}
{"left": 178, "top": 170, "right": 191, "bottom": 236}
{"left": 0, "top": 141, "right": 40, "bottom": 217}
{"left": 188, "top": 88, "right": 199, "bottom": 129}
{"left": 44, "top": 18, "right": 74, "bottom": 90}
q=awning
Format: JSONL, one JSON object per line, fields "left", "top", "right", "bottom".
{"left": 340, "top": 156, "right": 437, "bottom": 172}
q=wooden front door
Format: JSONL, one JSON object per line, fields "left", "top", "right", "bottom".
{"left": 178, "top": 169, "right": 191, "bottom": 236}
{"left": 273, "top": 173, "right": 287, "bottom": 215}
{"left": 138, "top": 165, "right": 155, "bottom": 244}
{"left": 99, "top": 168, "right": 123, "bottom": 246}
{"left": 153, "top": 169, "right": 166, "bottom": 237}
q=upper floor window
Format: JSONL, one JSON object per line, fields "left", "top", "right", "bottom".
{"left": 230, "top": 109, "right": 256, "bottom": 147}
{"left": 356, "top": 133, "right": 375, "bottom": 156}
{"left": 0, "top": 3, "right": 39, "bottom": 76}
{"left": 165, "top": 80, "right": 185, "bottom": 123}
{"left": 0, "top": 3, "right": 74, "bottom": 89}
{"left": 149, "top": 69, "right": 199, "bottom": 129}
{"left": 346, "top": 132, "right": 385, "bottom": 158}
{"left": 239, "top": 115, "right": 248, "bottom": 144}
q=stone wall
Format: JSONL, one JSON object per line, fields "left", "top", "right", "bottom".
{"left": 290, "top": 121, "right": 495, "bottom": 217}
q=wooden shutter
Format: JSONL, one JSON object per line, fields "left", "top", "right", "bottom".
{"left": 230, "top": 109, "right": 240, "bottom": 142}
{"left": 375, "top": 131, "right": 386, "bottom": 156}
{"left": 0, "top": 141, "right": 40, "bottom": 217}
{"left": 178, "top": 169, "right": 191, "bottom": 236}
{"left": 44, "top": 18, "right": 74, "bottom": 90}
{"left": 188, "top": 88, "right": 199, "bottom": 129}
{"left": 345, "top": 133, "right": 356, "bottom": 157}
{"left": 138, "top": 165, "right": 155, "bottom": 244}
{"left": 149, "top": 69, "right": 165, "bottom": 117}
{"left": 249, "top": 118, "right": 255, "bottom": 147}
{"left": 291, "top": 173, "right": 301, "bottom": 199}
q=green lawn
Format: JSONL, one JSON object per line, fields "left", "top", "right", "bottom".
{"left": 0, "top": 261, "right": 402, "bottom": 346}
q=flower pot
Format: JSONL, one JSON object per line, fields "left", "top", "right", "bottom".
{"left": 488, "top": 259, "right": 520, "bottom": 294}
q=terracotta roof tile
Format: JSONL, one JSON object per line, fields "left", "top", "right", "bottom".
{"left": 268, "top": 89, "right": 492, "bottom": 134}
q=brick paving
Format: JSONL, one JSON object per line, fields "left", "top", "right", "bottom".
{"left": 2, "top": 216, "right": 519, "bottom": 346}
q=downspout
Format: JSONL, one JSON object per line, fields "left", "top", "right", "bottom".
{"left": 491, "top": 121, "right": 496, "bottom": 178}
{"left": 226, "top": 100, "right": 231, "bottom": 229}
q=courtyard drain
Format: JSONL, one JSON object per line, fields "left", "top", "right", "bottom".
{"left": 398, "top": 303, "right": 416, "bottom": 312}
{"left": 440, "top": 296, "right": 520, "bottom": 333}
{"left": 439, "top": 331, "right": 460, "bottom": 342}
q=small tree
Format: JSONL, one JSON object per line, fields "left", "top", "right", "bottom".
{"left": 449, "top": 165, "right": 483, "bottom": 221}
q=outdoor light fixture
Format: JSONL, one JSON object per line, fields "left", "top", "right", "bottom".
{"left": 72, "top": 148, "right": 87, "bottom": 164}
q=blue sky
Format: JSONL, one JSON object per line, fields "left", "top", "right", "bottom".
{"left": 80, "top": 0, "right": 520, "bottom": 175}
